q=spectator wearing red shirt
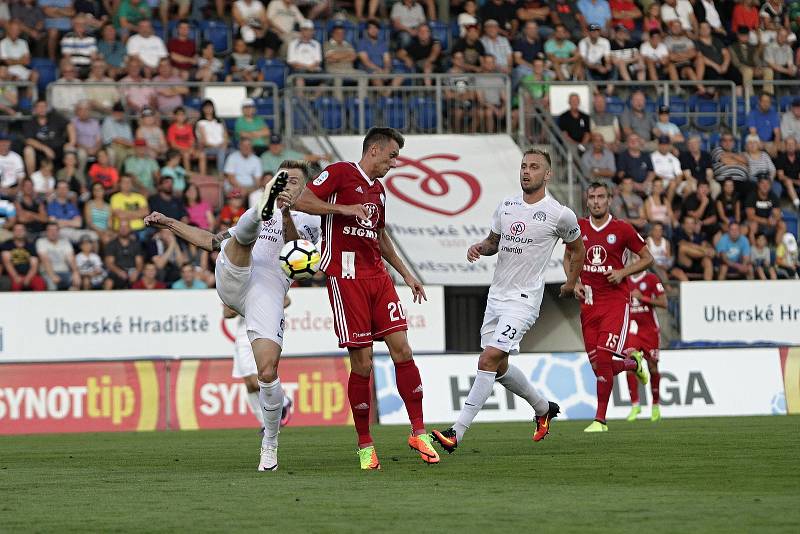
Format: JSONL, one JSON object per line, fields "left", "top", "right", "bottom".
{"left": 88, "top": 148, "right": 120, "bottom": 191}
{"left": 609, "top": 0, "right": 641, "bottom": 32}
{"left": 219, "top": 188, "right": 246, "bottom": 226}
{"left": 166, "top": 107, "right": 199, "bottom": 172}
{"left": 732, "top": 0, "right": 760, "bottom": 33}
{"left": 167, "top": 20, "right": 197, "bottom": 80}
{"left": 132, "top": 262, "right": 167, "bottom": 289}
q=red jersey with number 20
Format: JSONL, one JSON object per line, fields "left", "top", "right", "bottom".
{"left": 579, "top": 215, "right": 646, "bottom": 306}
{"left": 306, "top": 161, "right": 387, "bottom": 279}
{"left": 627, "top": 272, "right": 664, "bottom": 334}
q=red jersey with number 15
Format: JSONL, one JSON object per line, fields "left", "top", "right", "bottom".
{"left": 306, "top": 161, "right": 387, "bottom": 279}
{"left": 579, "top": 215, "right": 646, "bottom": 305}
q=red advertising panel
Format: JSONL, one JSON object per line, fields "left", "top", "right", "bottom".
{"left": 0, "top": 361, "right": 166, "bottom": 434}
{"left": 170, "top": 357, "right": 354, "bottom": 430}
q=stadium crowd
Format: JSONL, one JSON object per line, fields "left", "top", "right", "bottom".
{"left": 0, "top": 0, "right": 799, "bottom": 292}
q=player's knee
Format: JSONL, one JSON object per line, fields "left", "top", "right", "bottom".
{"left": 390, "top": 343, "right": 413, "bottom": 363}
{"left": 478, "top": 349, "right": 503, "bottom": 371}
{"left": 258, "top": 362, "right": 279, "bottom": 383}
{"left": 351, "top": 359, "right": 373, "bottom": 376}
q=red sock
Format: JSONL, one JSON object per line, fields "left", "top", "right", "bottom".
{"left": 592, "top": 349, "right": 613, "bottom": 422}
{"left": 626, "top": 371, "right": 640, "bottom": 404}
{"left": 348, "top": 372, "right": 372, "bottom": 447}
{"left": 612, "top": 358, "right": 638, "bottom": 375}
{"left": 651, "top": 370, "right": 660, "bottom": 404}
{"left": 394, "top": 359, "right": 425, "bottom": 434}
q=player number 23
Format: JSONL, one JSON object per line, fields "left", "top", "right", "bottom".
{"left": 501, "top": 325, "right": 518, "bottom": 339}
{"left": 388, "top": 301, "right": 406, "bottom": 321}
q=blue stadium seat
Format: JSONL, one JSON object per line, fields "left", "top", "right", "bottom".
{"left": 605, "top": 96, "right": 625, "bottom": 115}
{"left": 314, "top": 97, "right": 344, "bottom": 132}
{"left": 450, "top": 20, "right": 460, "bottom": 40}
{"left": 719, "top": 95, "right": 746, "bottom": 129}
{"left": 644, "top": 98, "right": 658, "bottom": 114}
{"left": 783, "top": 210, "right": 799, "bottom": 239}
{"left": 30, "top": 58, "right": 57, "bottom": 94}
{"left": 346, "top": 97, "right": 375, "bottom": 130}
{"left": 707, "top": 132, "right": 720, "bottom": 150}
{"left": 779, "top": 94, "right": 797, "bottom": 111}
{"left": 429, "top": 21, "right": 449, "bottom": 51}
{"left": 689, "top": 95, "right": 720, "bottom": 130}
{"left": 668, "top": 97, "right": 688, "bottom": 127}
{"left": 184, "top": 96, "right": 203, "bottom": 111}
{"left": 200, "top": 20, "right": 232, "bottom": 55}
{"left": 391, "top": 59, "right": 413, "bottom": 86}
{"left": 378, "top": 97, "right": 408, "bottom": 130}
{"left": 410, "top": 97, "right": 437, "bottom": 131}
{"left": 292, "top": 99, "right": 314, "bottom": 133}
{"left": 259, "top": 59, "right": 287, "bottom": 89}
{"left": 314, "top": 20, "right": 326, "bottom": 44}
{"left": 152, "top": 20, "right": 165, "bottom": 39}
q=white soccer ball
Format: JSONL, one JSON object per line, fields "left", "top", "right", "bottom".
{"left": 279, "top": 239, "right": 321, "bottom": 280}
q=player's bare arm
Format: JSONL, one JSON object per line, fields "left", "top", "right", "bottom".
{"left": 559, "top": 237, "right": 585, "bottom": 298}
{"left": 563, "top": 245, "right": 586, "bottom": 300}
{"left": 631, "top": 289, "right": 667, "bottom": 309}
{"left": 468, "top": 231, "right": 501, "bottom": 262}
{"left": 294, "top": 188, "right": 370, "bottom": 220}
{"left": 379, "top": 229, "right": 427, "bottom": 303}
{"left": 607, "top": 246, "right": 655, "bottom": 284}
{"left": 222, "top": 304, "right": 238, "bottom": 319}
{"left": 144, "top": 211, "right": 218, "bottom": 252}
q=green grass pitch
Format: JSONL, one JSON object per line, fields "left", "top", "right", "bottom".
{"left": 2, "top": 416, "right": 799, "bottom": 533}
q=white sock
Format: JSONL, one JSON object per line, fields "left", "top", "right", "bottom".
{"left": 229, "top": 207, "right": 261, "bottom": 245}
{"left": 497, "top": 364, "right": 549, "bottom": 417}
{"left": 453, "top": 370, "right": 496, "bottom": 442}
{"left": 259, "top": 378, "right": 283, "bottom": 448}
{"left": 247, "top": 390, "right": 264, "bottom": 425}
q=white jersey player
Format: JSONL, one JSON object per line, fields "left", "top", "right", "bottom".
{"left": 432, "top": 149, "right": 586, "bottom": 454}
{"left": 144, "top": 161, "right": 320, "bottom": 472}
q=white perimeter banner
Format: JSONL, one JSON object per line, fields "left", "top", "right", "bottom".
{"left": 375, "top": 348, "right": 786, "bottom": 423}
{"left": 680, "top": 281, "right": 800, "bottom": 344}
{"left": 0, "top": 286, "right": 444, "bottom": 361}
{"left": 303, "top": 135, "right": 568, "bottom": 286}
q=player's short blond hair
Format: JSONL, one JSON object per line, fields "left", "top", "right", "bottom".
{"left": 522, "top": 148, "right": 551, "bottom": 168}
{"left": 278, "top": 160, "right": 311, "bottom": 181}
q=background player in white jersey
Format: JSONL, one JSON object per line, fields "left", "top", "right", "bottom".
{"left": 144, "top": 161, "right": 320, "bottom": 471}
{"left": 432, "top": 149, "right": 586, "bottom": 454}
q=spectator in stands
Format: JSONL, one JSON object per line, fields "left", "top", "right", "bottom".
{"left": 671, "top": 214, "right": 714, "bottom": 281}
{"left": 745, "top": 173, "right": 785, "bottom": 243}
{"left": 36, "top": 221, "right": 79, "bottom": 290}
{"left": 160, "top": 151, "right": 187, "bottom": 195}
{"left": 716, "top": 178, "right": 742, "bottom": 238}
{"left": 0, "top": 20, "right": 39, "bottom": 88}
{"left": 0, "top": 132, "right": 24, "bottom": 197}
{"left": 474, "top": 55, "right": 508, "bottom": 134}
{"left": 97, "top": 23, "right": 125, "bottom": 79}
{"left": 731, "top": 0, "right": 760, "bottom": 36}
{"left": 653, "top": 105, "right": 684, "bottom": 145}
{"left": 47, "top": 180, "right": 88, "bottom": 243}
{"left": 660, "top": 0, "right": 696, "bottom": 34}
{"left": 31, "top": 158, "right": 56, "bottom": 197}
{"left": 196, "top": 99, "right": 229, "bottom": 175}
{"left": 776, "top": 232, "right": 799, "bottom": 279}
{"left": 84, "top": 181, "right": 112, "bottom": 244}
{"left": 616, "top": 133, "right": 655, "bottom": 193}
{"left": 153, "top": 60, "right": 188, "bottom": 116}
{"left": 480, "top": 0, "right": 517, "bottom": 37}
{"left": 126, "top": 20, "right": 168, "bottom": 75}
{"left": 0, "top": 193, "right": 15, "bottom": 242}
{"left": 620, "top": 90, "right": 655, "bottom": 146}
{"left": 391, "top": 0, "right": 427, "bottom": 49}
{"left": 396, "top": 23, "right": 442, "bottom": 86}
{"left": 148, "top": 175, "right": 187, "bottom": 222}
{"left": 287, "top": 20, "right": 323, "bottom": 88}
{"left": 445, "top": 57, "right": 480, "bottom": 134}
{"left": 40, "top": 0, "right": 75, "bottom": 61}
{"left": 75, "top": 235, "right": 105, "bottom": 289}
{"left": 664, "top": 19, "right": 698, "bottom": 92}
{"left": 512, "top": 22, "right": 543, "bottom": 84}
{"left": 744, "top": 136, "right": 776, "bottom": 191}
{"left": 124, "top": 139, "right": 160, "bottom": 193}
{"left": 695, "top": 21, "right": 740, "bottom": 96}
{"left": 579, "top": 23, "right": 613, "bottom": 86}
{"left": 56, "top": 151, "right": 87, "bottom": 198}
{"left": 60, "top": 15, "right": 96, "bottom": 77}
{"left": 780, "top": 98, "right": 800, "bottom": 144}
{"left": 681, "top": 135, "right": 715, "bottom": 197}
{"left": 102, "top": 102, "right": 134, "bottom": 168}
{"left": 747, "top": 93, "right": 781, "bottom": 156}
{"left": 516, "top": 0, "right": 550, "bottom": 32}
{"left": 168, "top": 20, "right": 197, "bottom": 81}
{"left": 752, "top": 231, "right": 778, "bottom": 279}
{"left": 355, "top": 0, "right": 381, "bottom": 22}
{"left": 234, "top": 0, "right": 279, "bottom": 58}
{"left": 173, "top": 262, "right": 208, "bottom": 289}
{"left": 87, "top": 148, "right": 119, "bottom": 192}
{"left": 558, "top": 93, "right": 591, "bottom": 149}
{"left": 590, "top": 93, "right": 620, "bottom": 149}
{"left": 549, "top": 0, "right": 582, "bottom": 40}
{"left": 114, "top": 0, "right": 150, "bottom": 37}
{"left": 641, "top": 1, "right": 662, "bottom": 33}
{"left": 647, "top": 221, "right": 672, "bottom": 281}
{"left": 15, "top": 178, "right": 48, "bottom": 235}
{"left": 110, "top": 174, "right": 148, "bottom": 233}
{"left": 51, "top": 59, "right": 86, "bottom": 115}
{"left": 480, "top": 19, "right": 514, "bottom": 75}
{"left": 609, "top": 25, "right": 644, "bottom": 84}
{"left": 266, "top": 0, "right": 308, "bottom": 53}
{"left": 545, "top": 24, "right": 582, "bottom": 81}
{"left": 224, "top": 138, "right": 262, "bottom": 195}
{"left": 9, "top": 0, "right": 45, "bottom": 57}
{"left": 220, "top": 188, "right": 247, "bottom": 226}
{"left": 581, "top": 131, "right": 616, "bottom": 181}
{"left": 644, "top": 177, "right": 675, "bottom": 236}
{"left": 324, "top": 22, "right": 360, "bottom": 96}
{"left": 103, "top": 220, "right": 143, "bottom": 289}
{"left": 452, "top": 23, "right": 486, "bottom": 75}
{"left": 729, "top": 25, "right": 773, "bottom": 97}
{"left": 576, "top": 0, "right": 612, "bottom": 33}
{"left": 120, "top": 57, "right": 158, "bottom": 113}
{"left": 148, "top": 227, "right": 185, "bottom": 283}
{"left": 184, "top": 182, "right": 215, "bottom": 230}
{"left": 66, "top": 100, "right": 102, "bottom": 175}
{"left": 0, "top": 62, "right": 18, "bottom": 116}
{"left": 716, "top": 222, "right": 753, "bottom": 280}
{"left": 1, "top": 222, "right": 46, "bottom": 291}
{"left": 611, "top": 176, "right": 647, "bottom": 231}
{"left": 681, "top": 180, "right": 718, "bottom": 240}
{"left": 765, "top": 27, "right": 796, "bottom": 81}
{"left": 227, "top": 37, "right": 261, "bottom": 85}
{"left": 712, "top": 132, "right": 750, "bottom": 197}
{"left": 85, "top": 59, "right": 118, "bottom": 114}
{"left": 609, "top": 0, "right": 641, "bottom": 32}
{"left": 166, "top": 107, "right": 198, "bottom": 172}
{"left": 132, "top": 261, "right": 166, "bottom": 289}
{"left": 235, "top": 99, "right": 271, "bottom": 153}
{"left": 640, "top": 29, "right": 670, "bottom": 82}
{"left": 195, "top": 42, "right": 224, "bottom": 82}
{"left": 260, "top": 133, "right": 324, "bottom": 174}
{"left": 776, "top": 136, "right": 800, "bottom": 210}
{"left": 516, "top": 55, "right": 553, "bottom": 113}
{"left": 135, "top": 108, "right": 168, "bottom": 161}
{"left": 357, "top": 19, "right": 392, "bottom": 88}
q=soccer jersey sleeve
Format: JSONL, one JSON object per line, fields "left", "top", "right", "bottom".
{"left": 556, "top": 207, "right": 581, "bottom": 243}
{"left": 490, "top": 201, "right": 503, "bottom": 235}
{"left": 294, "top": 212, "right": 322, "bottom": 244}
{"left": 306, "top": 164, "right": 342, "bottom": 200}
{"left": 624, "top": 221, "right": 646, "bottom": 254}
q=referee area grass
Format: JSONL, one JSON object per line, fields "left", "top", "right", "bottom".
{"left": 2, "top": 416, "right": 798, "bottom": 533}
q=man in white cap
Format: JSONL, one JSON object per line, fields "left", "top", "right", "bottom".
{"left": 287, "top": 19, "right": 323, "bottom": 88}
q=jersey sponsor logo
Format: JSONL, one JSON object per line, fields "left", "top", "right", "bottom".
{"left": 587, "top": 244, "right": 608, "bottom": 266}
{"left": 607, "top": 233, "right": 617, "bottom": 244}
{"left": 532, "top": 211, "right": 547, "bottom": 222}
{"left": 504, "top": 200, "right": 521, "bottom": 206}
{"left": 312, "top": 170, "right": 329, "bottom": 186}
{"left": 510, "top": 221, "right": 526, "bottom": 236}
{"left": 343, "top": 225, "right": 379, "bottom": 240}
{"left": 356, "top": 202, "right": 380, "bottom": 229}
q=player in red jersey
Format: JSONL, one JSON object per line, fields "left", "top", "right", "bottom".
{"left": 293, "top": 127, "right": 438, "bottom": 469}
{"left": 564, "top": 181, "right": 655, "bottom": 432}
{"left": 623, "top": 266, "right": 667, "bottom": 422}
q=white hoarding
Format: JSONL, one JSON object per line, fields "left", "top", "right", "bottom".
{"left": 680, "top": 281, "right": 800, "bottom": 344}
{"left": 0, "top": 286, "right": 444, "bottom": 361}
{"left": 375, "top": 349, "right": 786, "bottom": 424}
{"left": 304, "top": 135, "right": 568, "bottom": 286}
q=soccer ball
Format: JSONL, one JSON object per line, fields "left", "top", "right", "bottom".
{"left": 279, "top": 239, "right": 321, "bottom": 280}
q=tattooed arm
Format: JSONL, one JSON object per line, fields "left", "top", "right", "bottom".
{"left": 144, "top": 211, "right": 223, "bottom": 252}
{"left": 467, "top": 231, "right": 501, "bottom": 262}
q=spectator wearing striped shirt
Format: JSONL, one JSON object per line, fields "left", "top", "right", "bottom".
{"left": 480, "top": 19, "right": 513, "bottom": 75}
{"left": 743, "top": 135, "right": 776, "bottom": 191}
{"left": 60, "top": 15, "right": 97, "bottom": 78}
{"left": 711, "top": 132, "right": 750, "bottom": 198}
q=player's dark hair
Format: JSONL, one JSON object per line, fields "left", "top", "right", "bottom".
{"left": 522, "top": 148, "right": 551, "bottom": 168}
{"left": 279, "top": 159, "right": 311, "bottom": 181}
{"left": 362, "top": 127, "right": 405, "bottom": 154}
{"left": 587, "top": 181, "right": 611, "bottom": 195}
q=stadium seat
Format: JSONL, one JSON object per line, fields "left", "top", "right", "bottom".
{"left": 30, "top": 58, "right": 57, "bottom": 94}
{"left": 429, "top": 21, "right": 450, "bottom": 51}
{"left": 184, "top": 96, "right": 203, "bottom": 111}
{"left": 783, "top": 210, "right": 799, "bottom": 239}
{"left": 152, "top": 20, "right": 165, "bottom": 39}
{"left": 291, "top": 98, "right": 314, "bottom": 133}
{"left": 410, "top": 97, "right": 437, "bottom": 131}
{"left": 200, "top": 20, "right": 232, "bottom": 55}
{"left": 689, "top": 96, "right": 720, "bottom": 130}
{"left": 259, "top": 59, "right": 287, "bottom": 89}
{"left": 314, "top": 97, "right": 344, "bottom": 132}
{"left": 255, "top": 97, "right": 273, "bottom": 117}
{"left": 668, "top": 97, "right": 688, "bottom": 127}
{"left": 346, "top": 97, "right": 375, "bottom": 130}
{"left": 605, "top": 96, "right": 625, "bottom": 115}
{"left": 314, "top": 20, "right": 326, "bottom": 44}
{"left": 719, "top": 96, "right": 746, "bottom": 129}
{"left": 644, "top": 98, "right": 658, "bottom": 114}
{"left": 450, "top": 20, "right": 460, "bottom": 40}
{"left": 391, "top": 59, "right": 413, "bottom": 86}
{"left": 779, "top": 94, "right": 797, "bottom": 111}
{"left": 707, "top": 132, "right": 720, "bottom": 150}
{"left": 191, "top": 175, "right": 223, "bottom": 211}
{"left": 378, "top": 97, "right": 408, "bottom": 130}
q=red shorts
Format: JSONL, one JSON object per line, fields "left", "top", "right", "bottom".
{"left": 580, "top": 300, "right": 630, "bottom": 356}
{"left": 625, "top": 319, "right": 660, "bottom": 362}
{"left": 326, "top": 274, "right": 408, "bottom": 348}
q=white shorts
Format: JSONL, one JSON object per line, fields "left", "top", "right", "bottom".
{"left": 480, "top": 299, "right": 540, "bottom": 355}
{"left": 215, "top": 239, "right": 288, "bottom": 345}
{"left": 231, "top": 321, "right": 258, "bottom": 378}
{"left": 8, "top": 65, "right": 31, "bottom": 81}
